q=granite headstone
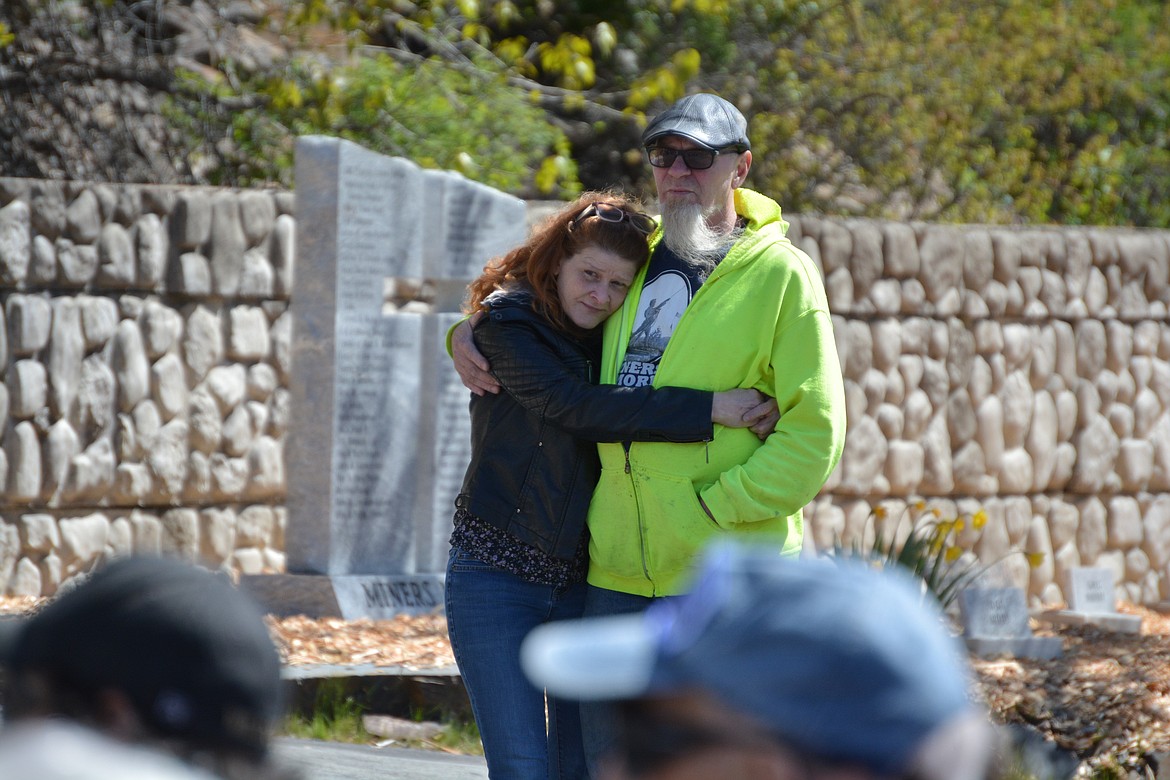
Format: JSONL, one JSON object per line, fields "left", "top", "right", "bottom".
{"left": 243, "top": 137, "right": 526, "bottom": 618}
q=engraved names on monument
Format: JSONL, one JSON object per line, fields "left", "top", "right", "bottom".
{"left": 253, "top": 137, "right": 526, "bottom": 618}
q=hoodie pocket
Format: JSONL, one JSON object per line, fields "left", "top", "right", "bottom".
{"left": 634, "top": 470, "right": 722, "bottom": 576}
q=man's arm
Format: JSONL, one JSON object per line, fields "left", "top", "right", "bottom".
{"left": 449, "top": 315, "right": 500, "bottom": 395}
{"left": 699, "top": 307, "right": 847, "bottom": 525}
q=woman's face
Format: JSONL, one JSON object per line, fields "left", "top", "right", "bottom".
{"left": 557, "top": 246, "right": 640, "bottom": 330}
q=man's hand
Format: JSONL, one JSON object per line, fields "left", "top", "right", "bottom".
{"left": 743, "top": 397, "right": 780, "bottom": 441}
{"left": 452, "top": 315, "right": 500, "bottom": 396}
{"left": 712, "top": 390, "right": 780, "bottom": 440}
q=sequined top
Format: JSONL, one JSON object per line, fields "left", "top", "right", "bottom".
{"left": 449, "top": 508, "right": 588, "bottom": 588}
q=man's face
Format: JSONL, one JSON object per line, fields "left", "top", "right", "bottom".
{"left": 602, "top": 692, "right": 850, "bottom": 780}
{"left": 649, "top": 136, "right": 749, "bottom": 226}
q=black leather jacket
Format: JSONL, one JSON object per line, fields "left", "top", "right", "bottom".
{"left": 457, "top": 289, "right": 714, "bottom": 560}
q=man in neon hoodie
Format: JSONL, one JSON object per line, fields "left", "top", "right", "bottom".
{"left": 456, "top": 91, "right": 845, "bottom": 598}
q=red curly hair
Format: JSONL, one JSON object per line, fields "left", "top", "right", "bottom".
{"left": 464, "top": 191, "right": 655, "bottom": 332}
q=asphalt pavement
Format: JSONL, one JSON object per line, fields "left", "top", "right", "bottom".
{"left": 275, "top": 737, "right": 487, "bottom": 780}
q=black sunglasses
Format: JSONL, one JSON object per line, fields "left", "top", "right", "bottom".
{"left": 646, "top": 145, "right": 743, "bottom": 170}
{"left": 570, "top": 202, "right": 657, "bottom": 235}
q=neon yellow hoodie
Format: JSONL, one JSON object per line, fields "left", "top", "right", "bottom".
{"left": 587, "top": 189, "right": 847, "bottom": 596}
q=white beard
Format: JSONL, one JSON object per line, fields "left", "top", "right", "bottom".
{"left": 659, "top": 202, "right": 742, "bottom": 281}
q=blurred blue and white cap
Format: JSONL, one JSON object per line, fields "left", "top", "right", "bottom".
{"left": 522, "top": 542, "right": 989, "bottom": 777}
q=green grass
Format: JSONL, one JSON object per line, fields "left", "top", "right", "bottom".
{"left": 279, "top": 679, "right": 483, "bottom": 755}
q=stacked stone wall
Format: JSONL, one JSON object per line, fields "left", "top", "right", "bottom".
{"left": 5, "top": 176, "right": 1170, "bottom": 608}
{"left": 0, "top": 178, "right": 293, "bottom": 596}
{"left": 791, "top": 216, "right": 1170, "bottom": 605}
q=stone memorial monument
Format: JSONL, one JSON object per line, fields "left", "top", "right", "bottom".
{"left": 1036, "top": 566, "right": 1143, "bottom": 634}
{"left": 959, "top": 586, "right": 1063, "bottom": 659}
{"left": 242, "top": 137, "right": 527, "bottom": 618}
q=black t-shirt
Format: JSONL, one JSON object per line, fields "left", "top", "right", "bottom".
{"left": 617, "top": 242, "right": 714, "bottom": 387}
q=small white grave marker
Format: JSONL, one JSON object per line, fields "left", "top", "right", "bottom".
{"left": 1035, "top": 566, "right": 1142, "bottom": 634}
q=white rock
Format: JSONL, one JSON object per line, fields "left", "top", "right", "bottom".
{"left": 59, "top": 513, "right": 110, "bottom": 567}
{"left": 68, "top": 439, "right": 116, "bottom": 498}
{"left": 1126, "top": 547, "right": 1151, "bottom": 581}
{"left": 269, "top": 388, "right": 291, "bottom": 437}
{"left": 272, "top": 213, "right": 295, "bottom": 296}
{"left": 160, "top": 508, "right": 200, "bottom": 560}
{"left": 8, "top": 294, "right": 53, "bottom": 355}
{"left": 270, "top": 312, "right": 291, "bottom": 380}
{"left": 78, "top": 295, "right": 119, "bottom": 350}
{"left": 130, "top": 511, "right": 163, "bottom": 555}
{"left": 1116, "top": 439, "right": 1154, "bottom": 491}
{"left": 209, "top": 193, "right": 246, "bottom": 295}
{"left": 200, "top": 507, "right": 237, "bottom": 565}
{"left": 1077, "top": 497, "right": 1108, "bottom": 563}
{"left": 114, "top": 463, "right": 154, "bottom": 503}
{"left": 97, "top": 222, "right": 135, "bottom": 286}
{"left": 132, "top": 400, "right": 162, "bottom": 451}
{"left": 999, "top": 371, "right": 1033, "bottom": 449}
{"left": 1142, "top": 496, "right": 1170, "bottom": 569}
{"left": 135, "top": 212, "right": 167, "bottom": 287}
{"left": 1069, "top": 416, "right": 1120, "bottom": 492}
{"left": 240, "top": 247, "right": 275, "bottom": 298}
{"left": 38, "top": 553, "right": 63, "bottom": 596}
{"left": 20, "top": 514, "right": 60, "bottom": 553}
{"left": 188, "top": 451, "right": 213, "bottom": 494}
{"left": 228, "top": 306, "right": 270, "bottom": 361}
{"left": 236, "top": 505, "right": 276, "bottom": 547}
{"left": 1048, "top": 500, "right": 1080, "bottom": 550}
{"left": 221, "top": 405, "right": 255, "bottom": 457}
{"left": 902, "top": 389, "right": 932, "bottom": 440}
{"left": 44, "top": 419, "right": 80, "bottom": 503}
{"left": 211, "top": 453, "right": 250, "bottom": 496}
{"left": 183, "top": 305, "right": 224, "bottom": 381}
{"left": 113, "top": 320, "right": 150, "bottom": 412}
{"left": 151, "top": 353, "right": 188, "bottom": 421}
{"left": 108, "top": 516, "right": 134, "bottom": 557}
{"left": 8, "top": 359, "right": 47, "bottom": 419}
{"left": 48, "top": 297, "right": 83, "bottom": 419}
{"left": 31, "top": 234, "right": 55, "bottom": 283}
{"left": 6, "top": 421, "right": 42, "bottom": 501}
{"left": 246, "top": 363, "right": 278, "bottom": 401}
{"left": 998, "top": 448, "right": 1034, "bottom": 494}
{"left": 78, "top": 355, "right": 116, "bottom": 433}
{"left": 232, "top": 548, "right": 265, "bottom": 576}
{"left": 1108, "top": 495, "right": 1144, "bottom": 549}
{"left": 8, "top": 558, "right": 42, "bottom": 597}
{"left": 205, "top": 364, "right": 247, "bottom": 411}
{"left": 247, "top": 435, "right": 284, "bottom": 497}
{"left": 1025, "top": 392, "right": 1058, "bottom": 490}
{"left": 0, "top": 199, "right": 31, "bottom": 284}
{"left": 142, "top": 301, "right": 184, "bottom": 358}
{"left": 148, "top": 419, "right": 189, "bottom": 496}
{"left": 920, "top": 414, "right": 953, "bottom": 493}
{"left": 57, "top": 239, "right": 98, "bottom": 285}
{"left": 188, "top": 388, "right": 222, "bottom": 454}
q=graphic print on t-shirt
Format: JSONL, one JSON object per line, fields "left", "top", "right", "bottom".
{"left": 617, "top": 270, "right": 692, "bottom": 387}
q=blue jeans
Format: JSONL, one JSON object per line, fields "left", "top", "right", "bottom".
{"left": 445, "top": 548, "right": 588, "bottom": 780}
{"left": 579, "top": 585, "right": 660, "bottom": 779}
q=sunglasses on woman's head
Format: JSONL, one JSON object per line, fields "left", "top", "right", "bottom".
{"left": 570, "top": 202, "right": 657, "bottom": 236}
{"left": 646, "top": 145, "right": 743, "bottom": 170}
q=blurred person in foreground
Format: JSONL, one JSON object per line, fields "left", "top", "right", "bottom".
{"left": 0, "top": 555, "right": 292, "bottom": 780}
{"left": 521, "top": 542, "right": 999, "bottom": 780}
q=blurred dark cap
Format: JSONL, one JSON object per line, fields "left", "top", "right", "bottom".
{"left": 0, "top": 556, "right": 283, "bottom": 761}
